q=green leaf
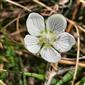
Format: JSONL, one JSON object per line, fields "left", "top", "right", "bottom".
{"left": 56, "top": 68, "right": 82, "bottom": 85}
{"left": 79, "top": 77, "right": 85, "bottom": 85}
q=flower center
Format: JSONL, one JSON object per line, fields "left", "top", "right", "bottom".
{"left": 38, "top": 30, "right": 57, "bottom": 47}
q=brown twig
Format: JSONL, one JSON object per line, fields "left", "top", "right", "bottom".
{"left": 3, "top": 14, "right": 26, "bottom": 29}
{"left": 80, "top": 0, "right": 85, "bottom": 4}
{"left": 78, "top": 25, "right": 85, "bottom": 33}
{"left": 66, "top": 17, "right": 80, "bottom": 85}
{"left": 33, "top": 0, "right": 52, "bottom": 11}
{"left": 59, "top": 59, "right": 85, "bottom": 67}
{"left": 5, "top": 0, "right": 31, "bottom": 12}
{"left": 71, "top": 24, "right": 80, "bottom": 85}
{"left": 16, "top": 13, "right": 24, "bottom": 44}
{"left": 67, "top": 0, "right": 80, "bottom": 32}
{"left": 0, "top": 80, "right": 6, "bottom": 85}
{"left": 10, "top": 28, "right": 26, "bottom": 36}
{"left": 62, "top": 56, "right": 85, "bottom": 60}
{"left": 67, "top": 18, "right": 85, "bottom": 33}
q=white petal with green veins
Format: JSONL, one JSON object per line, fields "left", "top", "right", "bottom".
{"left": 26, "top": 13, "right": 45, "bottom": 36}
{"left": 46, "top": 14, "right": 67, "bottom": 34}
{"left": 40, "top": 47, "right": 61, "bottom": 63}
{"left": 54, "top": 32, "right": 76, "bottom": 52}
{"left": 24, "top": 35, "right": 41, "bottom": 54}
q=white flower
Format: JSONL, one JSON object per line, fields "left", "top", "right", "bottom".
{"left": 24, "top": 13, "right": 75, "bottom": 63}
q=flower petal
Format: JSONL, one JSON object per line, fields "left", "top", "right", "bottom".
{"left": 24, "top": 34, "right": 41, "bottom": 54}
{"left": 46, "top": 14, "right": 67, "bottom": 34}
{"left": 40, "top": 47, "right": 61, "bottom": 63}
{"left": 26, "top": 13, "right": 45, "bottom": 36}
{"left": 54, "top": 32, "right": 76, "bottom": 52}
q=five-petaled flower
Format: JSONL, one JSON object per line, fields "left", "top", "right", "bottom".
{"left": 24, "top": 13, "right": 75, "bottom": 63}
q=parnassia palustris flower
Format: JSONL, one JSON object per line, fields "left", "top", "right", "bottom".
{"left": 24, "top": 13, "right": 75, "bottom": 63}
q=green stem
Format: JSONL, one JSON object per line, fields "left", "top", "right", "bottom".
{"left": 19, "top": 57, "right": 27, "bottom": 85}
{"left": 24, "top": 72, "right": 45, "bottom": 80}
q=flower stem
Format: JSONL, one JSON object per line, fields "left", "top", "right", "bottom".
{"left": 44, "top": 63, "right": 58, "bottom": 85}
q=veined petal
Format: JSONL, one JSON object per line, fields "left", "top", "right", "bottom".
{"left": 54, "top": 32, "right": 76, "bottom": 52}
{"left": 26, "top": 13, "right": 45, "bottom": 36}
{"left": 40, "top": 47, "right": 61, "bottom": 63}
{"left": 24, "top": 34, "right": 41, "bottom": 54}
{"left": 46, "top": 14, "right": 67, "bottom": 34}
